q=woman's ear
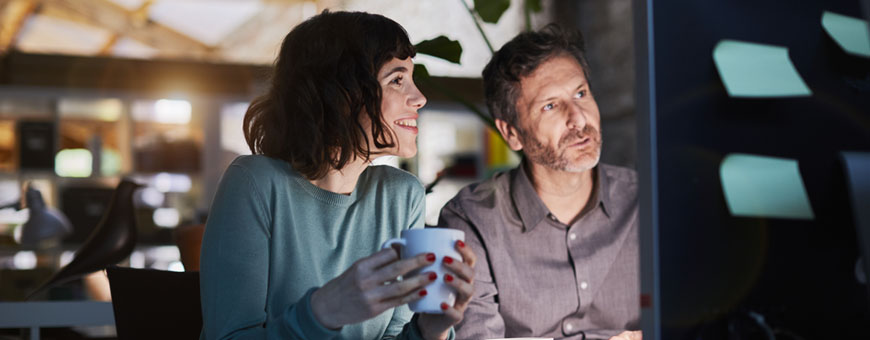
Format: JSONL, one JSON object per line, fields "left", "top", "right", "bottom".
{"left": 495, "top": 119, "right": 524, "bottom": 151}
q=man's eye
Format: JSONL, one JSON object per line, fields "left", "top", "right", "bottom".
{"left": 575, "top": 90, "right": 586, "bottom": 99}
{"left": 543, "top": 103, "right": 554, "bottom": 111}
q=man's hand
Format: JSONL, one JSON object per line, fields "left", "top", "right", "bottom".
{"left": 609, "top": 330, "right": 642, "bottom": 340}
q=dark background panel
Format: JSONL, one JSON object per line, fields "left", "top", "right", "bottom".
{"left": 651, "top": 1, "right": 870, "bottom": 338}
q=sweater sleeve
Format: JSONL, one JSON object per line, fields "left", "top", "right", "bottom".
{"left": 199, "top": 163, "right": 341, "bottom": 339}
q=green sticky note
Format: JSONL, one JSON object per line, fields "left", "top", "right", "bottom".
{"left": 720, "top": 153, "right": 815, "bottom": 220}
{"left": 822, "top": 11, "right": 870, "bottom": 58}
{"left": 713, "top": 40, "right": 812, "bottom": 97}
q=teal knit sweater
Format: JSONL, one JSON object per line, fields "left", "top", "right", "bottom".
{"left": 200, "top": 155, "right": 449, "bottom": 339}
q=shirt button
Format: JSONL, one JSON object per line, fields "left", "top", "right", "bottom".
{"left": 580, "top": 281, "right": 588, "bottom": 290}
{"left": 562, "top": 317, "right": 581, "bottom": 335}
{"left": 569, "top": 233, "right": 577, "bottom": 240}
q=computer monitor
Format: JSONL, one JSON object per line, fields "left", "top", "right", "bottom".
{"left": 634, "top": 0, "right": 870, "bottom": 339}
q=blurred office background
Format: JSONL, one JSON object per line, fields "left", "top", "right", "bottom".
{"left": 3, "top": 1, "right": 869, "bottom": 339}
{"left": 0, "top": 0, "right": 636, "bottom": 286}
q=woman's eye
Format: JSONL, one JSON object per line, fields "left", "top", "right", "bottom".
{"left": 543, "top": 103, "right": 554, "bottom": 111}
{"left": 391, "top": 76, "right": 403, "bottom": 85}
{"left": 575, "top": 90, "right": 586, "bottom": 99}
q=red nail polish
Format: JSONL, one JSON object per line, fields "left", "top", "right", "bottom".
{"left": 443, "top": 256, "right": 454, "bottom": 264}
{"left": 419, "top": 289, "right": 427, "bottom": 297}
{"left": 457, "top": 240, "right": 466, "bottom": 248}
{"left": 445, "top": 274, "right": 454, "bottom": 282}
{"left": 440, "top": 303, "right": 449, "bottom": 310}
{"left": 426, "top": 253, "right": 436, "bottom": 262}
{"left": 428, "top": 272, "right": 437, "bottom": 281}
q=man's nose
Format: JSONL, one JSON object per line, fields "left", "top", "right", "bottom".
{"left": 566, "top": 101, "right": 587, "bottom": 130}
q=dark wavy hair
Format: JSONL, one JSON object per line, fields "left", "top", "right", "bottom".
{"left": 244, "top": 11, "right": 415, "bottom": 180}
{"left": 482, "top": 24, "right": 592, "bottom": 128}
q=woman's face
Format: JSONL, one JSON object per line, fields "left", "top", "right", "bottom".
{"left": 373, "top": 57, "right": 427, "bottom": 158}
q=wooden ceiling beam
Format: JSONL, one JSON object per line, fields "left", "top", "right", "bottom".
{"left": 0, "top": 0, "right": 37, "bottom": 53}
{"left": 216, "top": 2, "right": 298, "bottom": 60}
{"left": 98, "top": 0, "right": 151, "bottom": 56}
{"left": 0, "top": 51, "right": 272, "bottom": 96}
{"left": 37, "top": 0, "right": 214, "bottom": 59}
{"left": 220, "top": 4, "right": 282, "bottom": 49}
{"left": 97, "top": 34, "right": 118, "bottom": 56}
{"left": 215, "top": 1, "right": 333, "bottom": 64}
{"left": 0, "top": 52, "right": 484, "bottom": 103}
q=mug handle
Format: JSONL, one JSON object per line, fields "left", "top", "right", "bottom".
{"left": 381, "top": 238, "right": 406, "bottom": 251}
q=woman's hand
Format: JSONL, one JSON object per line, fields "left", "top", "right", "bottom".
{"left": 311, "top": 248, "right": 437, "bottom": 329}
{"left": 416, "top": 240, "right": 477, "bottom": 340}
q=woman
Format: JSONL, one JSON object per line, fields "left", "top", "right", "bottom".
{"left": 199, "top": 11, "right": 475, "bottom": 340}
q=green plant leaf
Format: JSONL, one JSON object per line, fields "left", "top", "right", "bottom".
{"left": 415, "top": 36, "right": 463, "bottom": 64}
{"left": 526, "top": 0, "right": 542, "bottom": 12}
{"left": 474, "top": 0, "right": 511, "bottom": 24}
{"left": 413, "top": 63, "right": 431, "bottom": 82}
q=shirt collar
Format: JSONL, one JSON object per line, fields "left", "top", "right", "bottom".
{"left": 596, "top": 165, "right": 613, "bottom": 218}
{"left": 510, "top": 160, "right": 611, "bottom": 233}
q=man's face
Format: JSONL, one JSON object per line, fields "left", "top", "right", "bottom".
{"left": 502, "top": 55, "right": 602, "bottom": 172}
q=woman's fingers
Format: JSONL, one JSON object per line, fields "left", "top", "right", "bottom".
{"left": 369, "top": 252, "right": 434, "bottom": 284}
{"left": 356, "top": 248, "right": 400, "bottom": 273}
{"left": 442, "top": 255, "right": 474, "bottom": 283}
{"left": 439, "top": 303, "right": 464, "bottom": 323}
{"left": 455, "top": 240, "right": 477, "bottom": 267}
{"left": 371, "top": 271, "right": 436, "bottom": 302}
{"left": 443, "top": 272, "right": 474, "bottom": 303}
{"left": 381, "top": 286, "right": 430, "bottom": 308}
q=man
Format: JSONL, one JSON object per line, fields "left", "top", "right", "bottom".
{"left": 437, "top": 25, "right": 641, "bottom": 340}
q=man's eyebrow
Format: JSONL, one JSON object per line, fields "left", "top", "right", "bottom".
{"left": 530, "top": 82, "right": 588, "bottom": 106}
{"left": 381, "top": 66, "right": 408, "bottom": 79}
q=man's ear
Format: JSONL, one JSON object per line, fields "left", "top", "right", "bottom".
{"left": 494, "top": 119, "right": 524, "bottom": 151}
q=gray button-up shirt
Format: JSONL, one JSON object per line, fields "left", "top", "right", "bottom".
{"left": 437, "top": 163, "right": 640, "bottom": 340}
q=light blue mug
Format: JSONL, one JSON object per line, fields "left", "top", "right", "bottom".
{"left": 381, "top": 228, "right": 465, "bottom": 313}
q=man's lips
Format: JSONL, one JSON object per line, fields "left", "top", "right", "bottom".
{"left": 566, "top": 136, "right": 591, "bottom": 148}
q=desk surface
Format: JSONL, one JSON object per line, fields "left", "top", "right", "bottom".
{"left": 0, "top": 301, "right": 114, "bottom": 328}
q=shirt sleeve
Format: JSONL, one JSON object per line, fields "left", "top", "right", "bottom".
{"left": 199, "top": 163, "right": 341, "bottom": 340}
{"left": 437, "top": 198, "right": 505, "bottom": 340}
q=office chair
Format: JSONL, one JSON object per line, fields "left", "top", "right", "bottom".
{"left": 106, "top": 266, "right": 202, "bottom": 340}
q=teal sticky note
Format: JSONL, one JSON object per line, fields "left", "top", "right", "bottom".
{"left": 713, "top": 40, "right": 812, "bottom": 97}
{"left": 822, "top": 11, "right": 870, "bottom": 58}
{"left": 720, "top": 153, "right": 815, "bottom": 220}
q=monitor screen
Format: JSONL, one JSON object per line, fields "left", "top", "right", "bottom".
{"left": 635, "top": 0, "right": 870, "bottom": 338}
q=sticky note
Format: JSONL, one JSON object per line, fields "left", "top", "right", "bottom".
{"left": 720, "top": 153, "right": 814, "bottom": 220}
{"left": 713, "top": 40, "right": 812, "bottom": 97}
{"left": 822, "top": 11, "right": 870, "bottom": 58}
